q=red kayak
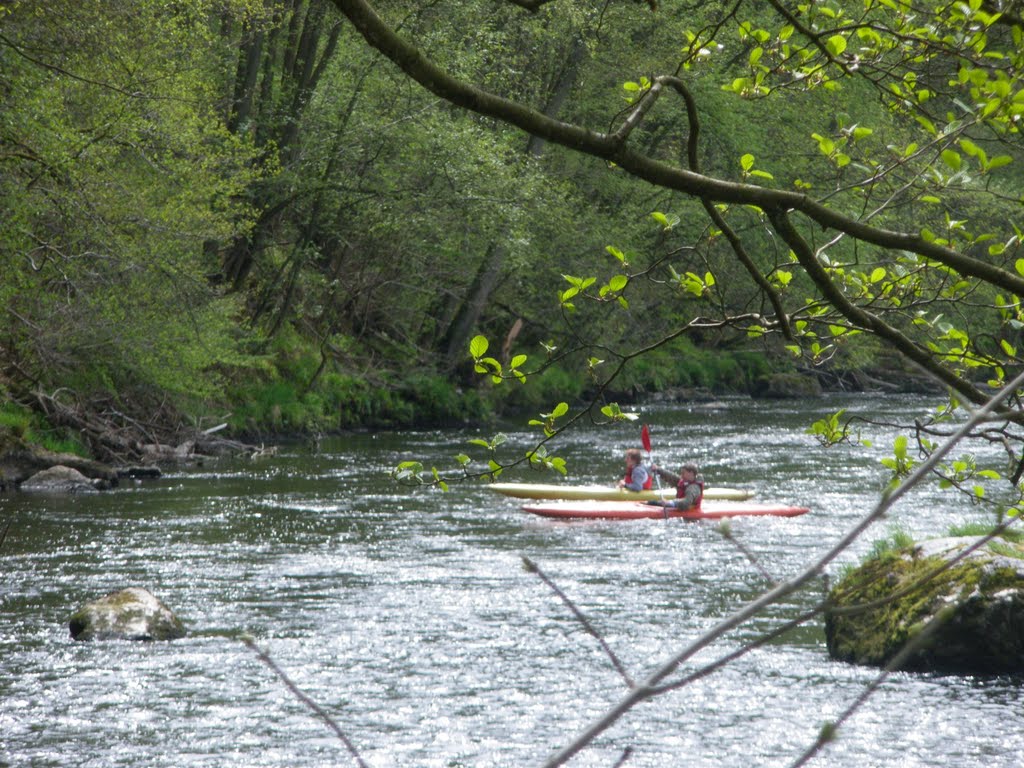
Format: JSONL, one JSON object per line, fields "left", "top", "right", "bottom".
{"left": 521, "top": 500, "right": 809, "bottom": 521}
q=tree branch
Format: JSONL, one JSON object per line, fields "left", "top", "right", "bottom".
{"left": 328, "top": 0, "right": 1024, "bottom": 300}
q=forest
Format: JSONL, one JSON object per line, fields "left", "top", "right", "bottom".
{"left": 5, "top": 3, "right": 1024, "bottom": 764}
{"left": 2, "top": 0, "right": 1024, "bottom": 483}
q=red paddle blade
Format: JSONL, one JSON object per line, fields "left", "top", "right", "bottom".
{"left": 641, "top": 424, "right": 651, "bottom": 453}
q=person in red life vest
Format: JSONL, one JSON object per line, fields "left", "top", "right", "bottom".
{"left": 617, "top": 448, "right": 653, "bottom": 492}
{"left": 646, "top": 462, "right": 703, "bottom": 510}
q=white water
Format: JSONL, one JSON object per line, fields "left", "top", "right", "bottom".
{"left": 1, "top": 395, "right": 1021, "bottom": 767}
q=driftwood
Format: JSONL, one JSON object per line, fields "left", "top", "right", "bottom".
{"left": 30, "top": 390, "right": 266, "bottom": 465}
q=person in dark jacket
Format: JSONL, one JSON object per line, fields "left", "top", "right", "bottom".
{"left": 647, "top": 462, "right": 703, "bottom": 510}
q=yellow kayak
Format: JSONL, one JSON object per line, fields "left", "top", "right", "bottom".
{"left": 487, "top": 482, "right": 754, "bottom": 502}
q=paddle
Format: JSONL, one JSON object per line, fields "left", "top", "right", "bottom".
{"left": 641, "top": 424, "right": 658, "bottom": 479}
{"left": 641, "top": 424, "right": 669, "bottom": 519}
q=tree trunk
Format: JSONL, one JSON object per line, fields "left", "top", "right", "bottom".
{"left": 227, "top": 23, "right": 264, "bottom": 133}
{"left": 437, "top": 36, "right": 587, "bottom": 372}
{"left": 219, "top": 0, "right": 340, "bottom": 291}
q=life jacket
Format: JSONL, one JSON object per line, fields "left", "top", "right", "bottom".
{"left": 624, "top": 466, "right": 653, "bottom": 490}
{"left": 676, "top": 477, "right": 704, "bottom": 509}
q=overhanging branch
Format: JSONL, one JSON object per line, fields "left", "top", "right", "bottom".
{"left": 329, "top": 0, "right": 1024, "bottom": 299}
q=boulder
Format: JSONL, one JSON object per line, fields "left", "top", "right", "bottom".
{"left": 0, "top": 444, "right": 118, "bottom": 487}
{"left": 19, "top": 465, "right": 107, "bottom": 493}
{"left": 68, "top": 587, "right": 186, "bottom": 641}
{"left": 825, "top": 536, "right": 1024, "bottom": 674}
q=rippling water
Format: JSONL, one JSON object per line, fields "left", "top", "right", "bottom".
{"left": 1, "top": 395, "right": 1022, "bottom": 767}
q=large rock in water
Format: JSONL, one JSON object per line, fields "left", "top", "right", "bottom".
{"left": 825, "top": 536, "right": 1024, "bottom": 674}
{"left": 68, "top": 587, "right": 186, "bottom": 641}
{"left": 20, "top": 465, "right": 105, "bottom": 493}
{"left": 0, "top": 442, "right": 117, "bottom": 488}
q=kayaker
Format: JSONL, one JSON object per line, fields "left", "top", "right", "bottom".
{"left": 617, "top": 448, "right": 653, "bottom": 491}
{"left": 647, "top": 462, "right": 704, "bottom": 510}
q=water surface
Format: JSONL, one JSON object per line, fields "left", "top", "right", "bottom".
{"left": 1, "top": 395, "right": 1021, "bottom": 767}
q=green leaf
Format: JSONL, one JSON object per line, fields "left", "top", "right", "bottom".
{"left": 893, "top": 434, "right": 908, "bottom": 459}
{"left": 959, "top": 138, "right": 985, "bottom": 161}
{"left": 826, "top": 35, "right": 847, "bottom": 56}
{"left": 940, "top": 149, "right": 962, "bottom": 170}
{"left": 469, "top": 335, "right": 489, "bottom": 358}
{"left": 870, "top": 267, "right": 886, "bottom": 283}
{"left": 608, "top": 274, "right": 628, "bottom": 291}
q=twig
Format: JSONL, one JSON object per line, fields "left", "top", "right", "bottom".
{"left": 788, "top": 607, "right": 954, "bottom": 768}
{"left": 0, "top": 519, "right": 10, "bottom": 550}
{"left": 716, "top": 520, "right": 777, "bottom": 584}
{"left": 542, "top": 367, "right": 1024, "bottom": 767}
{"left": 241, "top": 636, "right": 369, "bottom": 768}
{"left": 523, "top": 556, "right": 635, "bottom": 688}
{"left": 649, "top": 601, "right": 826, "bottom": 696}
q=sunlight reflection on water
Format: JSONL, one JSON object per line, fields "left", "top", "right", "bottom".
{"left": 2, "top": 395, "right": 1022, "bottom": 766}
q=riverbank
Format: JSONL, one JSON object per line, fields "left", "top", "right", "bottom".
{"left": 0, "top": 341, "right": 943, "bottom": 478}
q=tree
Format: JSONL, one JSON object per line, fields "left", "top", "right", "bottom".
{"left": 334, "top": 0, "right": 1024, "bottom": 476}
{"left": 0, "top": 0, "right": 263, "bottom": 458}
{"left": 327, "top": 0, "right": 1024, "bottom": 760}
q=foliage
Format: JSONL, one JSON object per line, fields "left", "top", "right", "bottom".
{"left": 0, "top": 401, "right": 86, "bottom": 455}
{"left": 321, "top": 0, "right": 1024, "bottom": 497}
{"left": 5, "top": 0, "right": 1024, "bottom": 500}
{"left": 0, "top": 0, "right": 265, "bottom": 436}
{"left": 865, "top": 525, "right": 916, "bottom": 563}
{"left": 223, "top": 328, "right": 493, "bottom": 434}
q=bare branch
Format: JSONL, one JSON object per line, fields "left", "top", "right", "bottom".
{"left": 541, "top": 367, "right": 1024, "bottom": 766}
{"left": 241, "top": 636, "right": 369, "bottom": 768}
{"left": 523, "top": 556, "right": 636, "bottom": 689}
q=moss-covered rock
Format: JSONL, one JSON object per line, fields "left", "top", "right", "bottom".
{"left": 825, "top": 537, "right": 1024, "bottom": 674}
{"left": 68, "top": 587, "right": 186, "bottom": 641}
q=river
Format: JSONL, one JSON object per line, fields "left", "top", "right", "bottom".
{"left": 1, "top": 394, "right": 1021, "bottom": 767}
